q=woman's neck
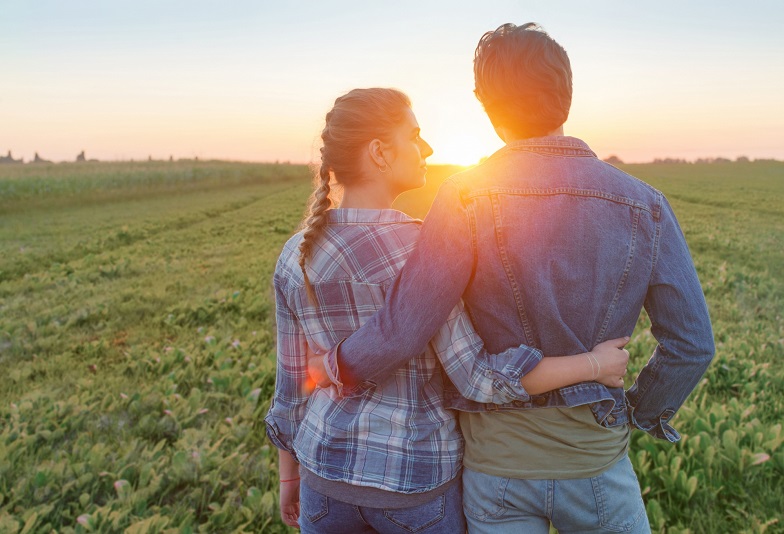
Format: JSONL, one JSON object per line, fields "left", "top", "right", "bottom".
{"left": 339, "top": 183, "right": 396, "bottom": 210}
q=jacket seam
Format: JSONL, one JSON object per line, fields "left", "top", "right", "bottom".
{"left": 597, "top": 207, "right": 640, "bottom": 342}
{"left": 465, "top": 188, "right": 657, "bottom": 216}
{"left": 490, "top": 193, "right": 535, "bottom": 344}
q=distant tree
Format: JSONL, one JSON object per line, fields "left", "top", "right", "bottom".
{"left": 33, "top": 152, "right": 52, "bottom": 164}
{"left": 0, "top": 150, "right": 23, "bottom": 164}
{"left": 603, "top": 155, "right": 624, "bottom": 165}
{"left": 653, "top": 157, "right": 689, "bottom": 164}
{"left": 736, "top": 156, "right": 750, "bottom": 163}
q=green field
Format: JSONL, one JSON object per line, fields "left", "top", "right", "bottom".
{"left": 1, "top": 160, "right": 782, "bottom": 533}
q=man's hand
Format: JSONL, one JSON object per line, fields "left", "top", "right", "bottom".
{"left": 306, "top": 345, "right": 331, "bottom": 389}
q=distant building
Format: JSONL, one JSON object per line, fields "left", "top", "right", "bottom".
{"left": 76, "top": 150, "right": 86, "bottom": 162}
{"left": 0, "top": 150, "right": 23, "bottom": 164}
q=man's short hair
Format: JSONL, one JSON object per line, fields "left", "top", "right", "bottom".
{"left": 474, "top": 23, "right": 572, "bottom": 139}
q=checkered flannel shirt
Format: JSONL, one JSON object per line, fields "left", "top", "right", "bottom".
{"left": 265, "top": 208, "right": 541, "bottom": 494}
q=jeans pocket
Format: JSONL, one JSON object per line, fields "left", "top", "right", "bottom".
{"left": 301, "top": 487, "right": 329, "bottom": 524}
{"left": 462, "top": 468, "right": 509, "bottom": 521}
{"left": 590, "top": 457, "right": 647, "bottom": 532}
{"left": 382, "top": 495, "right": 445, "bottom": 533}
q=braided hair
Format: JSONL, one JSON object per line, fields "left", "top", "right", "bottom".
{"left": 298, "top": 88, "right": 411, "bottom": 305}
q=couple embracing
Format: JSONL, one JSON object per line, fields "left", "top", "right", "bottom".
{"left": 265, "top": 22, "right": 714, "bottom": 533}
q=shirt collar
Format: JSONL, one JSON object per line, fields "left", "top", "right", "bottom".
{"left": 326, "top": 208, "right": 417, "bottom": 224}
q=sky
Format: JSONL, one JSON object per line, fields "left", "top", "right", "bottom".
{"left": 2, "top": 0, "right": 783, "bottom": 165}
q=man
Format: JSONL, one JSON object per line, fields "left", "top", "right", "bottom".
{"left": 313, "top": 23, "right": 714, "bottom": 533}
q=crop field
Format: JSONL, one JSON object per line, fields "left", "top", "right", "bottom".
{"left": 0, "top": 159, "right": 782, "bottom": 533}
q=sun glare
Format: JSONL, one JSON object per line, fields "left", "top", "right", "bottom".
{"left": 429, "top": 131, "right": 501, "bottom": 166}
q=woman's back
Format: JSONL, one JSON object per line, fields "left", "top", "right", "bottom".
{"left": 268, "top": 208, "right": 462, "bottom": 495}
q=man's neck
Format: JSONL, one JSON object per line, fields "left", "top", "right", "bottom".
{"left": 498, "top": 125, "right": 565, "bottom": 144}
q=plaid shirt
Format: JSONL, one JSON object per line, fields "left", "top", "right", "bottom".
{"left": 265, "top": 208, "right": 542, "bottom": 494}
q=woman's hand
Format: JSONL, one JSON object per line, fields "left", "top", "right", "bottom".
{"left": 588, "top": 337, "right": 630, "bottom": 388}
{"left": 279, "top": 479, "right": 300, "bottom": 528}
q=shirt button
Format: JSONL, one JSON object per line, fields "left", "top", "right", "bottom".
{"left": 533, "top": 397, "right": 546, "bottom": 406}
{"left": 513, "top": 400, "right": 524, "bottom": 407}
{"left": 606, "top": 415, "right": 616, "bottom": 424}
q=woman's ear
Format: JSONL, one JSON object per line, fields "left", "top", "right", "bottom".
{"left": 367, "top": 139, "right": 387, "bottom": 168}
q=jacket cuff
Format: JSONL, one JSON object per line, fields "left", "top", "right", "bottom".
{"left": 325, "top": 340, "right": 376, "bottom": 398}
{"left": 627, "top": 404, "right": 681, "bottom": 442}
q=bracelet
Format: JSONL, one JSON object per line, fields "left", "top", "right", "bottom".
{"left": 585, "top": 353, "right": 596, "bottom": 380}
{"left": 588, "top": 351, "right": 601, "bottom": 380}
{"left": 279, "top": 477, "right": 300, "bottom": 483}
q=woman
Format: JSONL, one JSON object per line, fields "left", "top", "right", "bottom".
{"left": 265, "top": 88, "right": 629, "bottom": 533}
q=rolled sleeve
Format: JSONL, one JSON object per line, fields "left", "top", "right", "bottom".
{"left": 264, "top": 268, "right": 313, "bottom": 454}
{"left": 431, "top": 300, "right": 543, "bottom": 404}
{"left": 264, "top": 402, "right": 296, "bottom": 456}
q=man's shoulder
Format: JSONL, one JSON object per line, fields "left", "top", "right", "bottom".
{"left": 593, "top": 161, "right": 665, "bottom": 215}
{"left": 445, "top": 152, "right": 664, "bottom": 218}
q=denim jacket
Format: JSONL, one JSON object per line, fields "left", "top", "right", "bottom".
{"left": 326, "top": 136, "right": 714, "bottom": 442}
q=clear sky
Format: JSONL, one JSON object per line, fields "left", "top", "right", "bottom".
{"left": 2, "top": 0, "right": 783, "bottom": 164}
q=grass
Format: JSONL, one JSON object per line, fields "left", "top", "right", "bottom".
{"left": 0, "top": 159, "right": 782, "bottom": 532}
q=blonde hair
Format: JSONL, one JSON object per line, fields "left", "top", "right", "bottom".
{"left": 298, "top": 88, "right": 411, "bottom": 305}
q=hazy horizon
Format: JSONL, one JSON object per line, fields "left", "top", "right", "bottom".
{"left": 3, "top": 1, "right": 783, "bottom": 166}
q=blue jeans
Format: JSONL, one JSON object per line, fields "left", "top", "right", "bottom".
{"left": 299, "top": 479, "right": 466, "bottom": 533}
{"left": 463, "top": 456, "right": 650, "bottom": 533}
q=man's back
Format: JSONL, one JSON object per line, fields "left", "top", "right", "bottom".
{"left": 452, "top": 136, "right": 660, "bottom": 358}
{"left": 451, "top": 136, "right": 657, "bottom": 479}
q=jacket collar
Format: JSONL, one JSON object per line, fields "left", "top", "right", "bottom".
{"left": 495, "top": 135, "right": 597, "bottom": 159}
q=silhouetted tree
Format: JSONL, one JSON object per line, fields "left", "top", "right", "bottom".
{"left": 0, "top": 150, "right": 23, "bottom": 164}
